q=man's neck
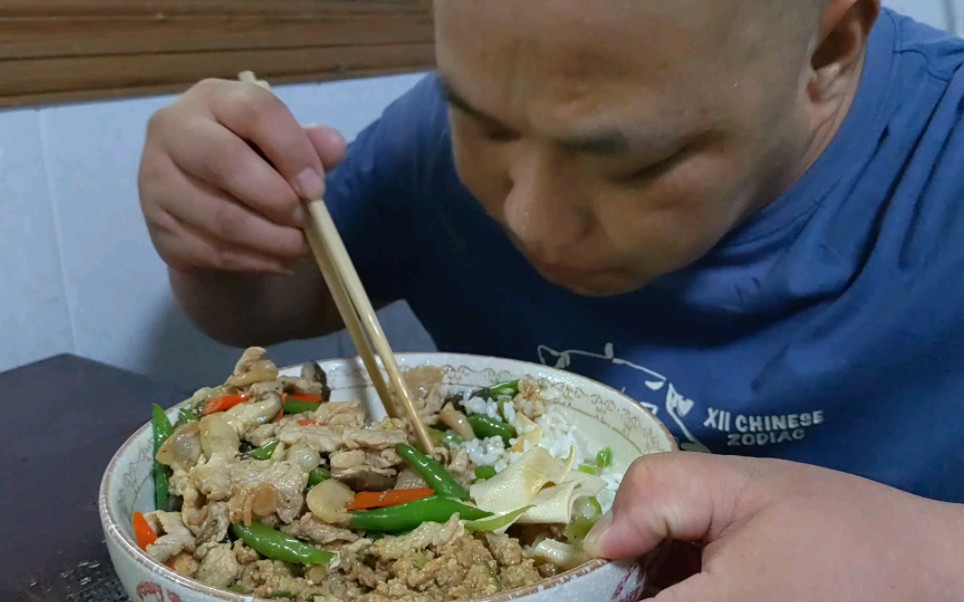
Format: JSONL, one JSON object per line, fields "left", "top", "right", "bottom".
{"left": 796, "top": 49, "right": 868, "bottom": 180}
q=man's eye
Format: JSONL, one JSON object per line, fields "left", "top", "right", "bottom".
{"left": 614, "top": 148, "right": 687, "bottom": 183}
{"left": 482, "top": 127, "right": 519, "bottom": 142}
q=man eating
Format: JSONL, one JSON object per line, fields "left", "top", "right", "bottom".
{"left": 138, "top": 1, "right": 964, "bottom": 599}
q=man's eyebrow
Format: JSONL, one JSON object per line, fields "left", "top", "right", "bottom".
{"left": 438, "top": 76, "right": 683, "bottom": 156}
{"left": 438, "top": 77, "right": 506, "bottom": 126}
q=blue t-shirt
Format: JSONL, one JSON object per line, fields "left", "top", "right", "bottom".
{"left": 325, "top": 9, "right": 964, "bottom": 503}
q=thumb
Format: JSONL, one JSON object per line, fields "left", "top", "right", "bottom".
{"left": 303, "top": 125, "right": 347, "bottom": 172}
{"left": 583, "top": 452, "right": 773, "bottom": 559}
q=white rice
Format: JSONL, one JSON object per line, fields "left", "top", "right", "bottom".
{"left": 457, "top": 382, "right": 622, "bottom": 512}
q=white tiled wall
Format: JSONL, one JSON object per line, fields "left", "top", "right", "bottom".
{"left": 0, "top": 3, "right": 959, "bottom": 386}
{"left": 0, "top": 73, "right": 435, "bottom": 388}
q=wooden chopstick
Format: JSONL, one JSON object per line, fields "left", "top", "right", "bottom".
{"left": 237, "top": 71, "right": 435, "bottom": 454}
{"left": 305, "top": 200, "right": 435, "bottom": 454}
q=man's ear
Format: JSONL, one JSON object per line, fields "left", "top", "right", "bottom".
{"left": 808, "top": 0, "right": 881, "bottom": 103}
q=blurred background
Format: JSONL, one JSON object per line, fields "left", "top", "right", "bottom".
{"left": 1, "top": 0, "right": 961, "bottom": 389}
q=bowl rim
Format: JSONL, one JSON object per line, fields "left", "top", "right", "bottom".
{"left": 99, "top": 351, "right": 676, "bottom": 601}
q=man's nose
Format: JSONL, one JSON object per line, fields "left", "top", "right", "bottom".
{"left": 502, "top": 150, "right": 590, "bottom": 260}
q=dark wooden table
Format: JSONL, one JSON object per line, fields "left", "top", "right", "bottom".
{"left": 0, "top": 355, "right": 188, "bottom": 601}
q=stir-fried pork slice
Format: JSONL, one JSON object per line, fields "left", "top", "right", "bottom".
{"left": 223, "top": 460, "right": 308, "bottom": 523}
{"left": 310, "top": 400, "right": 366, "bottom": 428}
{"left": 222, "top": 391, "right": 283, "bottom": 436}
{"left": 403, "top": 366, "right": 447, "bottom": 423}
{"left": 166, "top": 551, "right": 198, "bottom": 578}
{"left": 194, "top": 542, "right": 240, "bottom": 589}
{"left": 330, "top": 450, "right": 396, "bottom": 491}
{"left": 341, "top": 427, "right": 407, "bottom": 451}
{"left": 281, "top": 514, "right": 358, "bottom": 545}
{"left": 245, "top": 422, "right": 279, "bottom": 447}
{"left": 145, "top": 511, "right": 196, "bottom": 563}
{"left": 394, "top": 468, "right": 427, "bottom": 490}
{"left": 279, "top": 375, "right": 327, "bottom": 398}
{"left": 195, "top": 501, "right": 230, "bottom": 545}
{"left": 443, "top": 447, "right": 474, "bottom": 487}
{"left": 370, "top": 515, "right": 464, "bottom": 560}
{"left": 278, "top": 422, "right": 343, "bottom": 453}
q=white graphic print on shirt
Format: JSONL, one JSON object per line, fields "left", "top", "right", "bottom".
{"left": 537, "top": 343, "right": 825, "bottom": 452}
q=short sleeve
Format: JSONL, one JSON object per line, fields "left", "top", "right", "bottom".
{"left": 323, "top": 73, "right": 447, "bottom": 305}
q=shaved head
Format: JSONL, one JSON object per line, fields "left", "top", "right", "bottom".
{"left": 432, "top": 0, "right": 877, "bottom": 295}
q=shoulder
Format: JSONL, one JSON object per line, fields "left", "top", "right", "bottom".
{"left": 884, "top": 8, "right": 964, "bottom": 80}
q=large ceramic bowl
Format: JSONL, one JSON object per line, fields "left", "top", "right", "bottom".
{"left": 100, "top": 353, "right": 677, "bottom": 602}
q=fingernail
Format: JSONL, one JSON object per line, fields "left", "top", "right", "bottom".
{"left": 294, "top": 168, "right": 324, "bottom": 200}
{"left": 583, "top": 511, "right": 613, "bottom": 557}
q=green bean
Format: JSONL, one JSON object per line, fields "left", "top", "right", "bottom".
{"left": 467, "top": 414, "right": 517, "bottom": 445}
{"left": 429, "top": 427, "right": 464, "bottom": 448}
{"left": 349, "top": 496, "right": 491, "bottom": 533}
{"left": 151, "top": 404, "right": 174, "bottom": 511}
{"left": 474, "top": 465, "right": 497, "bottom": 481}
{"left": 230, "top": 522, "right": 336, "bottom": 565}
{"left": 248, "top": 440, "right": 279, "bottom": 460}
{"left": 395, "top": 444, "right": 469, "bottom": 500}
{"left": 596, "top": 447, "right": 613, "bottom": 469}
{"left": 282, "top": 399, "right": 321, "bottom": 414}
{"left": 308, "top": 466, "right": 331, "bottom": 486}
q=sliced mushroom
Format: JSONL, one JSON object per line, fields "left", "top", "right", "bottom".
{"left": 250, "top": 482, "right": 279, "bottom": 517}
{"left": 300, "top": 361, "right": 328, "bottom": 387}
{"left": 156, "top": 421, "right": 202, "bottom": 467}
{"left": 306, "top": 479, "right": 355, "bottom": 525}
{"left": 226, "top": 347, "right": 279, "bottom": 388}
{"left": 199, "top": 414, "right": 240, "bottom": 461}
{"left": 439, "top": 403, "right": 476, "bottom": 441}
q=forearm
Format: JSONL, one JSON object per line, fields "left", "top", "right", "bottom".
{"left": 931, "top": 500, "right": 964, "bottom": 598}
{"left": 168, "top": 258, "right": 342, "bottom": 347}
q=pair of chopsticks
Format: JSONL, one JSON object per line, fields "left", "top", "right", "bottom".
{"left": 238, "top": 71, "right": 434, "bottom": 454}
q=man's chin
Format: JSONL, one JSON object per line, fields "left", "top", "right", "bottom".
{"left": 538, "top": 270, "right": 643, "bottom": 297}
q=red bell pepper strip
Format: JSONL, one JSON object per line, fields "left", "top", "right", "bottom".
{"left": 133, "top": 511, "right": 158, "bottom": 550}
{"left": 345, "top": 488, "right": 435, "bottom": 511}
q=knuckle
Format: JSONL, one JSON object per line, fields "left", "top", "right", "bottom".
{"left": 215, "top": 247, "right": 245, "bottom": 272}
{"left": 212, "top": 203, "right": 248, "bottom": 244}
{"left": 226, "top": 82, "right": 285, "bottom": 129}
{"left": 625, "top": 454, "right": 663, "bottom": 494}
{"left": 207, "top": 140, "right": 250, "bottom": 184}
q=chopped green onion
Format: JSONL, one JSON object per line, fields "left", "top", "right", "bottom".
{"left": 578, "top": 464, "right": 599, "bottom": 476}
{"left": 308, "top": 467, "right": 330, "bottom": 486}
{"left": 474, "top": 465, "right": 497, "bottom": 481}
{"left": 484, "top": 562, "right": 504, "bottom": 591}
{"left": 596, "top": 447, "right": 613, "bottom": 469}
{"left": 429, "top": 427, "right": 464, "bottom": 448}
{"left": 464, "top": 505, "right": 533, "bottom": 532}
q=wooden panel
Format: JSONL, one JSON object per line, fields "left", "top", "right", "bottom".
{"left": 0, "top": 0, "right": 435, "bottom": 108}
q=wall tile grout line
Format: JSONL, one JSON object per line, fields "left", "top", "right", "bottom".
{"left": 37, "top": 107, "right": 80, "bottom": 358}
